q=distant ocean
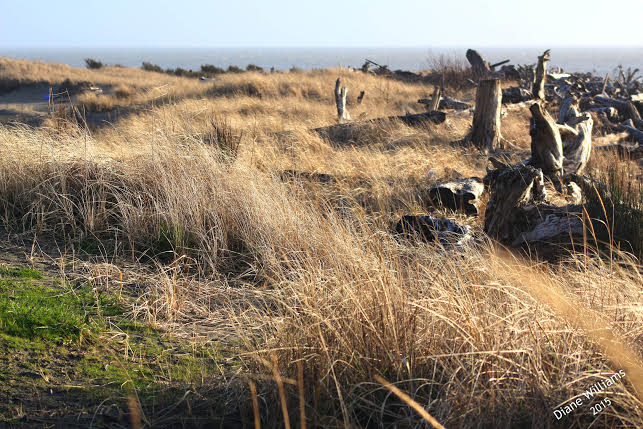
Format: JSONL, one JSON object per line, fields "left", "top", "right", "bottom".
{"left": 1, "top": 47, "right": 641, "bottom": 76}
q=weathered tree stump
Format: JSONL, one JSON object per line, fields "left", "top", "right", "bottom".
{"left": 484, "top": 164, "right": 547, "bottom": 243}
{"left": 562, "top": 113, "right": 593, "bottom": 177}
{"left": 427, "top": 178, "right": 485, "bottom": 216}
{"left": 532, "top": 49, "right": 550, "bottom": 100}
{"left": 334, "top": 78, "right": 351, "bottom": 123}
{"left": 466, "top": 49, "right": 491, "bottom": 79}
{"left": 471, "top": 78, "right": 503, "bottom": 152}
{"left": 529, "top": 102, "right": 563, "bottom": 176}
{"left": 484, "top": 164, "right": 584, "bottom": 248}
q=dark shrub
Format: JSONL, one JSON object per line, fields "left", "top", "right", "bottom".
{"left": 201, "top": 64, "right": 225, "bottom": 75}
{"left": 84, "top": 58, "right": 103, "bottom": 69}
{"left": 227, "top": 65, "right": 244, "bottom": 74}
{"left": 141, "top": 62, "right": 163, "bottom": 73}
{"left": 425, "top": 54, "right": 474, "bottom": 90}
{"left": 246, "top": 64, "right": 264, "bottom": 72}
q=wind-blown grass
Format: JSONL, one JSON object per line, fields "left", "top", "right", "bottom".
{"left": 0, "top": 58, "right": 641, "bottom": 427}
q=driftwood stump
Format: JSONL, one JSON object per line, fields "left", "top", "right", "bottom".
{"left": 532, "top": 49, "right": 550, "bottom": 100}
{"left": 471, "top": 78, "right": 503, "bottom": 152}
{"left": 427, "top": 178, "right": 485, "bottom": 216}
{"left": 562, "top": 113, "right": 593, "bottom": 177}
{"left": 484, "top": 164, "right": 546, "bottom": 243}
{"left": 529, "top": 102, "right": 563, "bottom": 176}
{"left": 466, "top": 49, "right": 491, "bottom": 79}
{"left": 484, "top": 164, "right": 584, "bottom": 248}
{"left": 334, "top": 78, "right": 351, "bottom": 123}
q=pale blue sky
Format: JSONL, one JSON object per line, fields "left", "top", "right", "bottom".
{"left": 1, "top": 0, "right": 641, "bottom": 47}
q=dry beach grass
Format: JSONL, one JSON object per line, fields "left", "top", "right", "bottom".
{"left": 0, "top": 58, "right": 641, "bottom": 427}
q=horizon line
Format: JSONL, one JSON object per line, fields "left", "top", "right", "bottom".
{"left": 2, "top": 44, "right": 642, "bottom": 50}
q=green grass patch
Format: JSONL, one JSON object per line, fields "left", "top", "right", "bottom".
{"left": 0, "top": 265, "right": 235, "bottom": 426}
{"left": 0, "top": 265, "right": 42, "bottom": 279}
{"left": 0, "top": 268, "right": 121, "bottom": 342}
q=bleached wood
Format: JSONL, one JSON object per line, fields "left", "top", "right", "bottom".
{"left": 484, "top": 163, "right": 584, "bottom": 248}
{"left": 427, "top": 178, "right": 485, "bottom": 216}
{"left": 334, "top": 78, "right": 351, "bottom": 123}
{"left": 562, "top": 113, "right": 593, "bottom": 177}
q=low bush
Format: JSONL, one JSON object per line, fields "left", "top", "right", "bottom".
{"left": 201, "top": 64, "right": 225, "bottom": 75}
{"left": 84, "top": 58, "right": 103, "bottom": 69}
{"left": 246, "top": 64, "right": 264, "bottom": 72}
{"left": 141, "top": 62, "right": 163, "bottom": 73}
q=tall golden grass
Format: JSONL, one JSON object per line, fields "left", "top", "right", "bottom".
{"left": 0, "top": 58, "right": 641, "bottom": 427}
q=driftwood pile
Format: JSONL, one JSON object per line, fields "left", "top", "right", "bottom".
{"left": 313, "top": 51, "right": 640, "bottom": 254}
{"left": 395, "top": 49, "right": 641, "bottom": 254}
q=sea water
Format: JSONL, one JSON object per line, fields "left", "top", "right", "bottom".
{"left": 1, "top": 46, "right": 641, "bottom": 76}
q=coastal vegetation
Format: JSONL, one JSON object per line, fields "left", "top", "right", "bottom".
{"left": 0, "top": 56, "right": 641, "bottom": 428}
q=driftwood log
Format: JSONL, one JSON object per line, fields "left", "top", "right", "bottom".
{"left": 471, "top": 78, "right": 503, "bottom": 151}
{"left": 587, "top": 106, "right": 619, "bottom": 121}
{"left": 440, "top": 97, "right": 471, "bottom": 110}
{"left": 529, "top": 102, "right": 563, "bottom": 176}
{"left": 395, "top": 215, "right": 475, "bottom": 248}
{"left": 313, "top": 111, "right": 446, "bottom": 143}
{"left": 502, "top": 86, "right": 531, "bottom": 104}
{"left": 596, "top": 142, "right": 643, "bottom": 160}
{"left": 426, "top": 178, "right": 485, "bottom": 216}
{"left": 532, "top": 49, "right": 550, "bottom": 100}
{"left": 334, "top": 78, "right": 351, "bottom": 123}
{"left": 618, "top": 123, "right": 643, "bottom": 144}
{"left": 418, "top": 95, "right": 471, "bottom": 111}
{"left": 594, "top": 96, "right": 642, "bottom": 122}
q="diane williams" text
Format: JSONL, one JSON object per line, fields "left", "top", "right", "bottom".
{"left": 553, "top": 370, "right": 626, "bottom": 420}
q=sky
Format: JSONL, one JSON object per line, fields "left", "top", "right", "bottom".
{"left": 1, "top": 0, "right": 642, "bottom": 48}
